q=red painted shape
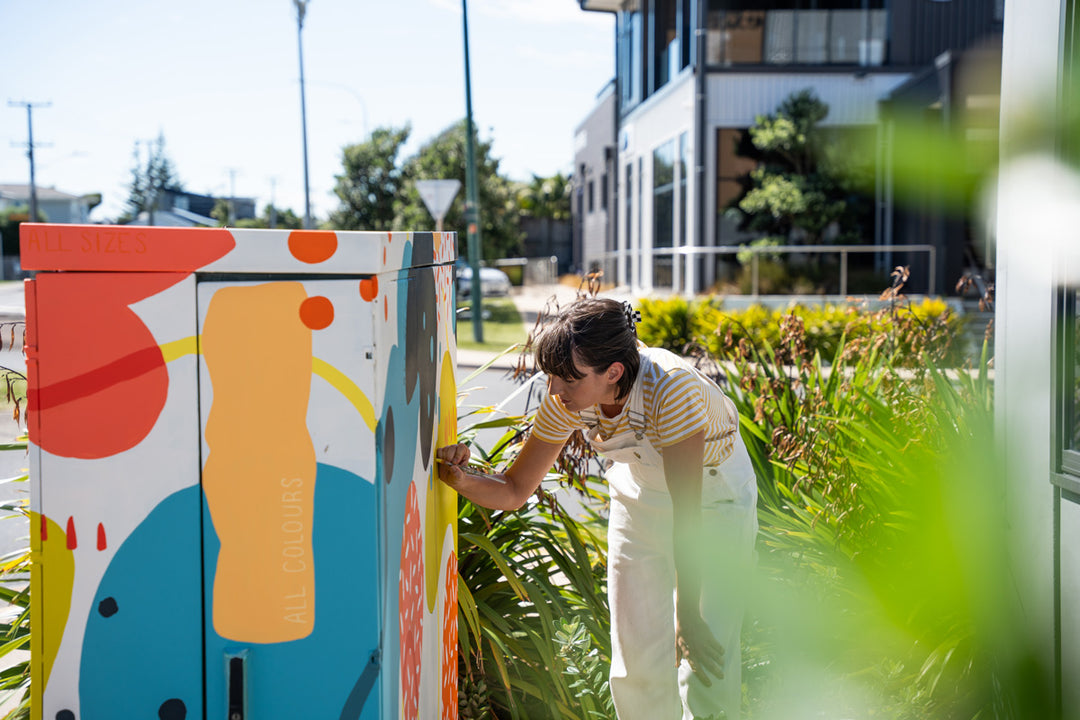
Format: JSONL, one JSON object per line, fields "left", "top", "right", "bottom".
{"left": 97, "top": 523, "right": 107, "bottom": 551}
{"left": 288, "top": 231, "right": 338, "bottom": 264}
{"left": 66, "top": 517, "right": 76, "bottom": 550}
{"left": 34, "top": 346, "right": 164, "bottom": 411}
{"left": 19, "top": 224, "right": 235, "bottom": 272}
{"left": 299, "top": 296, "right": 334, "bottom": 330}
{"left": 32, "top": 273, "right": 173, "bottom": 459}
{"left": 359, "top": 277, "right": 378, "bottom": 302}
{"left": 399, "top": 482, "right": 423, "bottom": 720}
{"left": 40, "top": 514, "right": 47, "bottom": 542}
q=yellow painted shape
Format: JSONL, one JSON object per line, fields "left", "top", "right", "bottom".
{"left": 426, "top": 351, "right": 458, "bottom": 612}
{"left": 159, "top": 336, "right": 199, "bottom": 363}
{"left": 312, "top": 357, "right": 377, "bottom": 433}
{"left": 159, "top": 339, "right": 377, "bottom": 436}
{"left": 202, "top": 282, "right": 317, "bottom": 643}
{"left": 30, "top": 513, "right": 75, "bottom": 706}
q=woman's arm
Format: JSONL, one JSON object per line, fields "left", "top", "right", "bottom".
{"left": 663, "top": 429, "right": 726, "bottom": 686}
{"left": 437, "top": 434, "right": 566, "bottom": 511}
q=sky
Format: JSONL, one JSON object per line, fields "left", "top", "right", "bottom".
{"left": 1, "top": 0, "right": 615, "bottom": 223}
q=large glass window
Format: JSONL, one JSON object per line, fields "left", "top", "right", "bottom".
{"left": 654, "top": 0, "right": 679, "bottom": 90}
{"left": 1056, "top": 289, "right": 1080, "bottom": 486}
{"left": 678, "top": 132, "right": 689, "bottom": 247}
{"left": 618, "top": 4, "right": 644, "bottom": 112}
{"left": 653, "top": 140, "right": 676, "bottom": 288}
{"left": 653, "top": 141, "right": 676, "bottom": 250}
{"left": 706, "top": 1, "right": 887, "bottom": 66}
{"left": 625, "top": 163, "right": 634, "bottom": 286}
{"left": 1054, "top": 0, "right": 1080, "bottom": 489}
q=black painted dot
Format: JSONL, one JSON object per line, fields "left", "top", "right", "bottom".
{"left": 383, "top": 406, "right": 395, "bottom": 484}
{"left": 56, "top": 711, "right": 75, "bottom": 720}
{"left": 158, "top": 698, "right": 186, "bottom": 720}
{"left": 97, "top": 597, "right": 118, "bottom": 618}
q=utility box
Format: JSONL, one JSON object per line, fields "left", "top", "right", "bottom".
{"left": 20, "top": 224, "right": 459, "bottom": 720}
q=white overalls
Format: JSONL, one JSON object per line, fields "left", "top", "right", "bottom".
{"left": 580, "top": 354, "right": 758, "bottom": 720}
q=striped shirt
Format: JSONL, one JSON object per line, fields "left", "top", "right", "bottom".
{"left": 531, "top": 347, "right": 741, "bottom": 466}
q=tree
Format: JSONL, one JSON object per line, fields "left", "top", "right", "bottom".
{"left": 119, "top": 132, "right": 183, "bottom": 225}
{"left": 517, "top": 172, "right": 571, "bottom": 221}
{"left": 327, "top": 125, "right": 411, "bottom": 231}
{"left": 726, "top": 89, "right": 872, "bottom": 246}
{"left": 395, "top": 120, "right": 523, "bottom": 261}
{"left": 0, "top": 204, "right": 46, "bottom": 261}
{"left": 212, "top": 201, "right": 303, "bottom": 230}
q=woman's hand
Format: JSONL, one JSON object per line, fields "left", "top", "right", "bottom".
{"left": 436, "top": 443, "right": 472, "bottom": 488}
{"left": 675, "top": 606, "right": 725, "bottom": 686}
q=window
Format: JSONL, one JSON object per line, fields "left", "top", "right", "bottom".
{"left": 705, "top": 1, "right": 887, "bottom": 67}
{"left": 601, "top": 173, "right": 609, "bottom": 212}
{"left": 625, "top": 163, "right": 634, "bottom": 286}
{"left": 588, "top": 180, "right": 595, "bottom": 214}
{"left": 1055, "top": 0, "right": 1080, "bottom": 491}
{"left": 653, "top": 140, "right": 675, "bottom": 250}
{"left": 1056, "top": 289, "right": 1080, "bottom": 491}
{"left": 618, "top": 4, "right": 644, "bottom": 112}
{"left": 678, "top": 132, "right": 689, "bottom": 247}
{"left": 653, "top": 141, "right": 676, "bottom": 288}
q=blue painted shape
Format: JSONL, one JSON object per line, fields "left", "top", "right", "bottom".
{"left": 80, "top": 486, "right": 203, "bottom": 720}
{"left": 203, "top": 463, "right": 380, "bottom": 720}
{"left": 376, "top": 263, "right": 429, "bottom": 719}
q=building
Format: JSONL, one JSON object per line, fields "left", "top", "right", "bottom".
{"left": 996, "top": 0, "right": 1080, "bottom": 715}
{"left": 574, "top": 0, "right": 1003, "bottom": 295}
{"left": 0, "top": 184, "right": 96, "bottom": 224}
{"left": 126, "top": 188, "right": 257, "bottom": 227}
{"left": 0, "top": 184, "right": 99, "bottom": 278}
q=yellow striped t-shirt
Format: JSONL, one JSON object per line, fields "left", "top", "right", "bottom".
{"left": 531, "top": 347, "right": 741, "bottom": 466}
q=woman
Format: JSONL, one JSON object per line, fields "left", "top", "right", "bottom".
{"left": 437, "top": 297, "right": 758, "bottom": 720}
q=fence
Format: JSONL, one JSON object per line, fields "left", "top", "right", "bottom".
{"left": 594, "top": 243, "right": 938, "bottom": 296}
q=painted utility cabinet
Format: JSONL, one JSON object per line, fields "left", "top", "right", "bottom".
{"left": 20, "top": 224, "right": 459, "bottom": 720}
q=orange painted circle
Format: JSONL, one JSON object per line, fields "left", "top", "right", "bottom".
{"left": 299, "top": 296, "right": 334, "bottom": 329}
{"left": 288, "top": 231, "right": 338, "bottom": 264}
{"left": 359, "top": 277, "right": 379, "bottom": 302}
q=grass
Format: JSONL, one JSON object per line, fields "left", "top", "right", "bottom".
{"left": 455, "top": 297, "right": 528, "bottom": 353}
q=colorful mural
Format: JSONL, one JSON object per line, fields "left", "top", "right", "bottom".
{"left": 22, "top": 224, "right": 458, "bottom": 720}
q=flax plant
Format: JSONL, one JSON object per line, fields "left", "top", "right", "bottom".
{"left": 686, "top": 274, "right": 1052, "bottom": 718}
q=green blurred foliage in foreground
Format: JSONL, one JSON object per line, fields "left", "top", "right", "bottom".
{"left": 452, "top": 285, "right": 1052, "bottom": 719}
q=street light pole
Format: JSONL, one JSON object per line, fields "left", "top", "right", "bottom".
{"left": 462, "top": 0, "right": 483, "bottom": 343}
{"left": 294, "top": 0, "right": 313, "bottom": 230}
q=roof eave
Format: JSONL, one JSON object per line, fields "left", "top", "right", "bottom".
{"left": 579, "top": 0, "right": 623, "bottom": 12}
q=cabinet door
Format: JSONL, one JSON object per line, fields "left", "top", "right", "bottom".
{"left": 27, "top": 272, "right": 203, "bottom": 720}
{"left": 375, "top": 262, "right": 459, "bottom": 720}
{"left": 197, "top": 279, "right": 380, "bottom": 719}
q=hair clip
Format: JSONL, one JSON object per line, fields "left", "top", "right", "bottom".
{"left": 622, "top": 301, "right": 641, "bottom": 332}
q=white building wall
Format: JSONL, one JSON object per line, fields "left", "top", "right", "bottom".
{"left": 705, "top": 72, "right": 913, "bottom": 127}
{"left": 616, "top": 71, "right": 918, "bottom": 295}
{"left": 620, "top": 72, "right": 695, "bottom": 294}
{"left": 995, "top": 0, "right": 1067, "bottom": 710}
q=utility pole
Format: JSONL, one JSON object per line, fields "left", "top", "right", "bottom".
{"left": 227, "top": 168, "right": 238, "bottom": 225}
{"left": 294, "top": 0, "right": 313, "bottom": 230}
{"left": 137, "top": 138, "right": 159, "bottom": 226}
{"left": 8, "top": 100, "right": 51, "bottom": 224}
{"left": 461, "top": 0, "right": 483, "bottom": 343}
{"left": 269, "top": 177, "right": 279, "bottom": 229}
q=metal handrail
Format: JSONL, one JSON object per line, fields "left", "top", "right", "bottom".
{"left": 593, "top": 243, "right": 938, "bottom": 296}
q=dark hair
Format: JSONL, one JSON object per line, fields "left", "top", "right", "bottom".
{"left": 533, "top": 298, "right": 640, "bottom": 402}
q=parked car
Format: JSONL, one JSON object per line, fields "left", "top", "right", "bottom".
{"left": 456, "top": 259, "right": 512, "bottom": 298}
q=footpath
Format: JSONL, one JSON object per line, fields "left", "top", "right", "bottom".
{"left": 456, "top": 283, "right": 634, "bottom": 371}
